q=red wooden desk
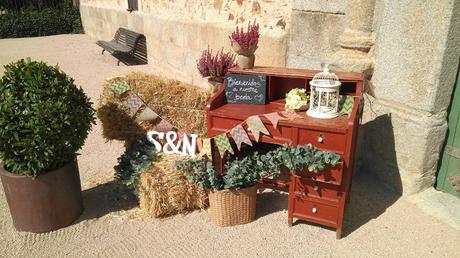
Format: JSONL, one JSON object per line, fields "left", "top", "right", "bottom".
{"left": 206, "top": 67, "right": 363, "bottom": 239}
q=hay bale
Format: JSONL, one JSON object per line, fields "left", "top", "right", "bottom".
{"left": 138, "top": 155, "right": 208, "bottom": 218}
{"left": 97, "top": 72, "right": 212, "bottom": 143}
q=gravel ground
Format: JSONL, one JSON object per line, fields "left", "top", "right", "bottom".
{"left": 0, "top": 34, "right": 459, "bottom": 258}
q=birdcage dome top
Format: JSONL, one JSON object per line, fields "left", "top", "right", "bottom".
{"left": 310, "top": 64, "right": 341, "bottom": 88}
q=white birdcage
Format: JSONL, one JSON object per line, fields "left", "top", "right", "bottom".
{"left": 307, "top": 64, "right": 341, "bottom": 119}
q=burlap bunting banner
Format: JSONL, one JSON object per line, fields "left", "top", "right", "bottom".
{"left": 122, "top": 93, "right": 144, "bottom": 116}
{"left": 263, "top": 112, "right": 286, "bottom": 129}
{"left": 246, "top": 115, "right": 270, "bottom": 142}
{"left": 339, "top": 95, "right": 354, "bottom": 116}
{"left": 108, "top": 80, "right": 129, "bottom": 96}
{"left": 156, "top": 119, "right": 174, "bottom": 132}
{"left": 134, "top": 106, "right": 159, "bottom": 122}
{"left": 214, "top": 133, "right": 234, "bottom": 156}
{"left": 200, "top": 138, "right": 212, "bottom": 158}
{"left": 230, "top": 124, "right": 252, "bottom": 150}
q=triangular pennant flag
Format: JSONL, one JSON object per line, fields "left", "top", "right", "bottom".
{"left": 108, "top": 80, "right": 129, "bottom": 96}
{"left": 246, "top": 115, "right": 270, "bottom": 142}
{"left": 122, "top": 93, "right": 144, "bottom": 116}
{"left": 214, "top": 133, "right": 234, "bottom": 156}
{"left": 339, "top": 95, "right": 354, "bottom": 116}
{"left": 175, "top": 130, "right": 186, "bottom": 147}
{"left": 197, "top": 138, "right": 203, "bottom": 153}
{"left": 230, "top": 124, "right": 252, "bottom": 150}
{"left": 134, "top": 107, "right": 159, "bottom": 122}
{"left": 156, "top": 119, "right": 174, "bottom": 132}
{"left": 200, "top": 138, "right": 212, "bottom": 158}
{"left": 263, "top": 112, "right": 286, "bottom": 129}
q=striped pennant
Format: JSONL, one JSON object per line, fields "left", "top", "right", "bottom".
{"left": 230, "top": 124, "right": 252, "bottom": 150}
{"left": 200, "top": 138, "right": 212, "bottom": 158}
{"left": 155, "top": 119, "right": 174, "bottom": 132}
{"left": 108, "top": 80, "right": 129, "bottom": 96}
{"left": 214, "top": 133, "right": 234, "bottom": 157}
{"left": 339, "top": 95, "right": 354, "bottom": 116}
{"left": 246, "top": 115, "right": 270, "bottom": 142}
{"left": 122, "top": 93, "right": 144, "bottom": 116}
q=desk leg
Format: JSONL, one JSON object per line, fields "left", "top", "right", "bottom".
{"left": 287, "top": 175, "right": 295, "bottom": 227}
{"left": 211, "top": 139, "right": 225, "bottom": 175}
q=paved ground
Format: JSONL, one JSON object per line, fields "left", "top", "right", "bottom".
{"left": 0, "top": 35, "right": 459, "bottom": 257}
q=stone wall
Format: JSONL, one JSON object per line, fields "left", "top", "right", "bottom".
{"left": 285, "top": 0, "right": 460, "bottom": 195}
{"left": 287, "top": 0, "right": 346, "bottom": 69}
{"left": 79, "top": 0, "right": 290, "bottom": 89}
{"left": 361, "top": 0, "right": 460, "bottom": 195}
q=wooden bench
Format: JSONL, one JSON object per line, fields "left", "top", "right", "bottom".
{"left": 97, "top": 28, "right": 143, "bottom": 66}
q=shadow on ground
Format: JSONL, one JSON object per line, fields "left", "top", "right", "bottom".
{"left": 256, "top": 190, "right": 289, "bottom": 219}
{"left": 255, "top": 112, "right": 403, "bottom": 237}
{"left": 78, "top": 180, "right": 138, "bottom": 221}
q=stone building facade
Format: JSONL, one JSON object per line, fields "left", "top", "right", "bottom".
{"left": 80, "top": 0, "right": 460, "bottom": 195}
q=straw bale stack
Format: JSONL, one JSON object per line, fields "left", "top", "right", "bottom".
{"left": 138, "top": 155, "right": 208, "bottom": 217}
{"left": 97, "top": 72, "right": 212, "bottom": 143}
{"left": 97, "top": 73, "right": 212, "bottom": 217}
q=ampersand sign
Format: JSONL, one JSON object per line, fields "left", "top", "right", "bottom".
{"left": 163, "top": 131, "right": 181, "bottom": 154}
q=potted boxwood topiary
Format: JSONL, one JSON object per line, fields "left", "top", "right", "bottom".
{"left": 0, "top": 59, "right": 95, "bottom": 233}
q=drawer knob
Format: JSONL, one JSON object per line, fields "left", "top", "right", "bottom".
{"left": 318, "top": 136, "right": 324, "bottom": 143}
{"left": 312, "top": 207, "right": 317, "bottom": 214}
{"left": 313, "top": 185, "right": 319, "bottom": 191}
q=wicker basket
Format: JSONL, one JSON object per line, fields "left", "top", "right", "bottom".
{"left": 208, "top": 184, "right": 258, "bottom": 227}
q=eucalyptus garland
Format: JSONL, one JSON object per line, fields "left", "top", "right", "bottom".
{"left": 176, "top": 144, "right": 341, "bottom": 191}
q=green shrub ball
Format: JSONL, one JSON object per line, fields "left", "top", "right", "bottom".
{"left": 0, "top": 59, "right": 96, "bottom": 177}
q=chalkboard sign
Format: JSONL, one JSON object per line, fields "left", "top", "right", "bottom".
{"left": 224, "top": 74, "right": 267, "bottom": 104}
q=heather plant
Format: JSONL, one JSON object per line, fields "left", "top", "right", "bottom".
{"left": 197, "top": 47, "right": 236, "bottom": 78}
{"left": 229, "top": 21, "right": 260, "bottom": 53}
{"left": 0, "top": 59, "right": 95, "bottom": 177}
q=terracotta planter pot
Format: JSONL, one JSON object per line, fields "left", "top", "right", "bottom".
{"left": 0, "top": 160, "right": 83, "bottom": 233}
{"left": 207, "top": 76, "right": 224, "bottom": 93}
{"left": 208, "top": 184, "right": 257, "bottom": 227}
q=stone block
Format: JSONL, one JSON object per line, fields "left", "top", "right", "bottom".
{"left": 127, "top": 13, "right": 144, "bottom": 34}
{"left": 143, "top": 15, "right": 162, "bottom": 39}
{"left": 372, "top": 0, "right": 458, "bottom": 113}
{"left": 256, "top": 29, "right": 288, "bottom": 67}
{"left": 359, "top": 96, "right": 448, "bottom": 195}
{"left": 292, "top": 0, "right": 346, "bottom": 14}
{"left": 287, "top": 10, "right": 345, "bottom": 69}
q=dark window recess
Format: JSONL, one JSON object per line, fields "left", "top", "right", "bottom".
{"left": 127, "top": 0, "right": 138, "bottom": 12}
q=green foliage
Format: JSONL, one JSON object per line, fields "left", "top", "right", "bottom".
{"left": 114, "top": 139, "right": 160, "bottom": 195}
{"left": 265, "top": 144, "right": 341, "bottom": 173}
{"left": 176, "top": 144, "right": 341, "bottom": 191}
{"left": 0, "top": 59, "right": 95, "bottom": 177}
{"left": 223, "top": 155, "right": 262, "bottom": 189}
{"left": 0, "top": 0, "right": 83, "bottom": 38}
{"left": 176, "top": 159, "right": 223, "bottom": 191}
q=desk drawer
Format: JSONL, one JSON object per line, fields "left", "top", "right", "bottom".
{"left": 298, "top": 129, "right": 347, "bottom": 153}
{"left": 291, "top": 196, "right": 338, "bottom": 228}
{"left": 293, "top": 176, "right": 342, "bottom": 206}
{"left": 295, "top": 164, "right": 344, "bottom": 185}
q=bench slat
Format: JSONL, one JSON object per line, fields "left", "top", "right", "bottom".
{"left": 97, "top": 27, "right": 145, "bottom": 65}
